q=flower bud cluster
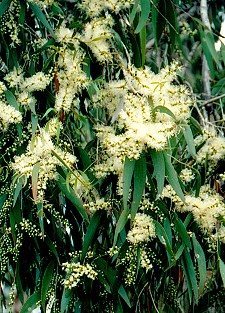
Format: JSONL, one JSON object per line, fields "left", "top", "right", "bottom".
{"left": 62, "top": 261, "right": 98, "bottom": 289}
{"left": 127, "top": 213, "right": 156, "bottom": 245}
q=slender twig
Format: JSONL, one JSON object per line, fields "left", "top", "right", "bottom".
{"left": 199, "top": 94, "right": 225, "bottom": 106}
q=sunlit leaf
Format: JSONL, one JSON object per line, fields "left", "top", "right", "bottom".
{"left": 135, "top": 0, "right": 150, "bottom": 34}
{"left": 20, "top": 291, "right": 41, "bottom": 313}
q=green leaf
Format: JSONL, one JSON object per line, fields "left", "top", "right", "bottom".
{"left": 130, "top": 0, "right": 139, "bottom": 24}
{"left": 139, "top": 24, "right": 146, "bottom": 67}
{"left": 181, "top": 256, "right": 192, "bottom": 303}
{"left": 163, "top": 152, "right": 185, "bottom": 202}
{"left": 57, "top": 173, "right": 89, "bottom": 222}
{"left": 16, "top": 262, "right": 24, "bottom": 305}
{"left": 183, "top": 248, "right": 198, "bottom": 304}
{"left": 131, "top": 156, "right": 146, "bottom": 221}
{"left": 123, "top": 157, "right": 135, "bottom": 210}
{"left": 151, "top": 150, "right": 165, "bottom": 195}
{"left": 163, "top": 218, "right": 172, "bottom": 247}
{"left": 81, "top": 210, "right": 102, "bottom": 261}
{"left": 204, "top": 30, "right": 221, "bottom": 67}
{"left": 20, "top": 291, "right": 41, "bottom": 313}
{"left": 45, "top": 235, "right": 59, "bottom": 262}
{"left": 41, "top": 261, "right": 55, "bottom": 310}
{"left": 60, "top": 288, "right": 72, "bottom": 313}
{"left": 192, "top": 234, "right": 206, "bottom": 295}
{"left": 174, "top": 214, "right": 192, "bottom": 248}
{"left": 151, "top": 0, "right": 165, "bottom": 46}
{"left": 32, "top": 162, "right": 40, "bottom": 201}
{"left": 113, "top": 207, "right": 129, "bottom": 247}
{"left": 118, "top": 285, "right": 131, "bottom": 308}
{"left": 183, "top": 124, "right": 196, "bottom": 158}
{"left": 154, "top": 220, "right": 173, "bottom": 259}
{"left": 219, "top": 258, "right": 225, "bottom": 288}
{"left": 29, "top": 3, "right": 55, "bottom": 37}
{"left": 13, "top": 176, "right": 24, "bottom": 206}
{"left": 0, "top": 0, "right": 12, "bottom": 17}
{"left": 4, "top": 90, "right": 19, "bottom": 110}
{"left": 200, "top": 28, "right": 215, "bottom": 79}
{"left": 152, "top": 105, "right": 176, "bottom": 120}
{"left": 95, "top": 258, "right": 117, "bottom": 288}
{"left": 135, "top": 0, "right": 150, "bottom": 34}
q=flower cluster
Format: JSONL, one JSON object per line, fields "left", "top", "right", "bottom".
{"left": 79, "top": 0, "right": 134, "bottom": 17}
{"left": 162, "top": 184, "right": 225, "bottom": 242}
{"left": 54, "top": 48, "right": 88, "bottom": 113}
{"left": 62, "top": 261, "right": 98, "bottom": 289}
{"left": 195, "top": 127, "right": 225, "bottom": 170}
{"left": 4, "top": 67, "right": 52, "bottom": 113}
{"left": 12, "top": 127, "right": 77, "bottom": 202}
{"left": 94, "top": 62, "right": 193, "bottom": 192}
{"left": 127, "top": 213, "right": 156, "bottom": 244}
{"left": 78, "top": 15, "right": 114, "bottom": 62}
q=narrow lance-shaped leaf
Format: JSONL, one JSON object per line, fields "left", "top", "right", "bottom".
{"left": 131, "top": 156, "right": 146, "bottom": 221}
{"left": 154, "top": 220, "right": 174, "bottom": 259}
{"left": 32, "top": 162, "right": 40, "bottom": 201}
{"left": 41, "top": 261, "right": 55, "bottom": 310}
{"left": 192, "top": 234, "right": 206, "bottom": 296}
{"left": 123, "top": 157, "right": 135, "bottom": 210}
{"left": 29, "top": 3, "right": 55, "bottom": 37}
{"left": 151, "top": 149, "right": 165, "bottom": 195}
{"left": 0, "top": 0, "right": 12, "bottom": 17}
{"left": 135, "top": 0, "right": 150, "bottom": 33}
{"left": 113, "top": 207, "right": 129, "bottom": 247}
{"left": 57, "top": 173, "right": 89, "bottom": 222}
{"left": 173, "top": 214, "right": 192, "bottom": 249}
{"left": 81, "top": 210, "right": 102, "bottom": 261}
{"left": 219, "top": 258, "right": 225, "bottom": 288}
{"left": 183, "top": 124, "right": 196, "bottom": 159}
{"left": 20, "top": 291, "right": 41, "bottom": 313}
{"left": 183, "top": 248, "right": 199, "bottom": 304}
{"left": 118, "top": 285, "right": 131, "bottom": 308}
{"left": 163, "top": 151, "right": 185, "bottom": 202}
{"left": 130, "top": 0, "right": 139, "bottom": 24}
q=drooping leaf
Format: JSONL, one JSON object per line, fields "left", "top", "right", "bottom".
{"left": 41, "top": 261, "right": 55, "bottom": 310}
{"left": 130, "top": 0, "right": 139, "bottom": 24}
{"left": 81, "top": 210, "right": 103, "bottom": 260}
{"left": 183, "top": 248, "right": 199, "bottom": 304}
{"left": 32, "top": 162, "right": 40, "bottom": 201}
{"left": 192, "top": 234, "right": 206, "bottom": 295}
{"left": 20, "top": 291, "right": 41, "bottom": 313}
{"left": 139, "top": 25, "right": 146, "bottom": 67}
{"left": 154, "top": 220, "right": 173, "bottom": 259}
{"left": 123, "top": 157, "right": 135, "bottom": 210}
{"left": 0, "top": 0, "right": 12, "bottom": 17}
{"left": 60, "top": 288, "right": 72, "bottom": 313}
{"left": 163, "top": 152, "right": 185, "bottom": 202}
{"left": 219, "top": 258, "right": 225, "bottom": 288}
{"left": 174, "top": 214, "right": 192, "bottom": 249}
{"left": 29, "top": 3, "right": 55, "bottom": 36}
{"left": 57, "top": 173, "right": 89, "bottom": 222}
{"left": 113, "top": 207, "right": 129, "bottom": 247}
{"left": 135, "top": 0, "right": 150, "bottom": 34}
{"left": 118, "top": 285, "right": 131, "bottom": 308}
{"left": 131, "top": 156, "right": 146, "bottom": 221}
{"left": 151, "top": 149, "right": 165, "bottom": 195}
{"left": 183, "top": 124, "right": 196, "bottom": 159}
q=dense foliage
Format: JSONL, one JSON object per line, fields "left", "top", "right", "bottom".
{"left": 1, "top": 0, "right": 225, "bottom": 312}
